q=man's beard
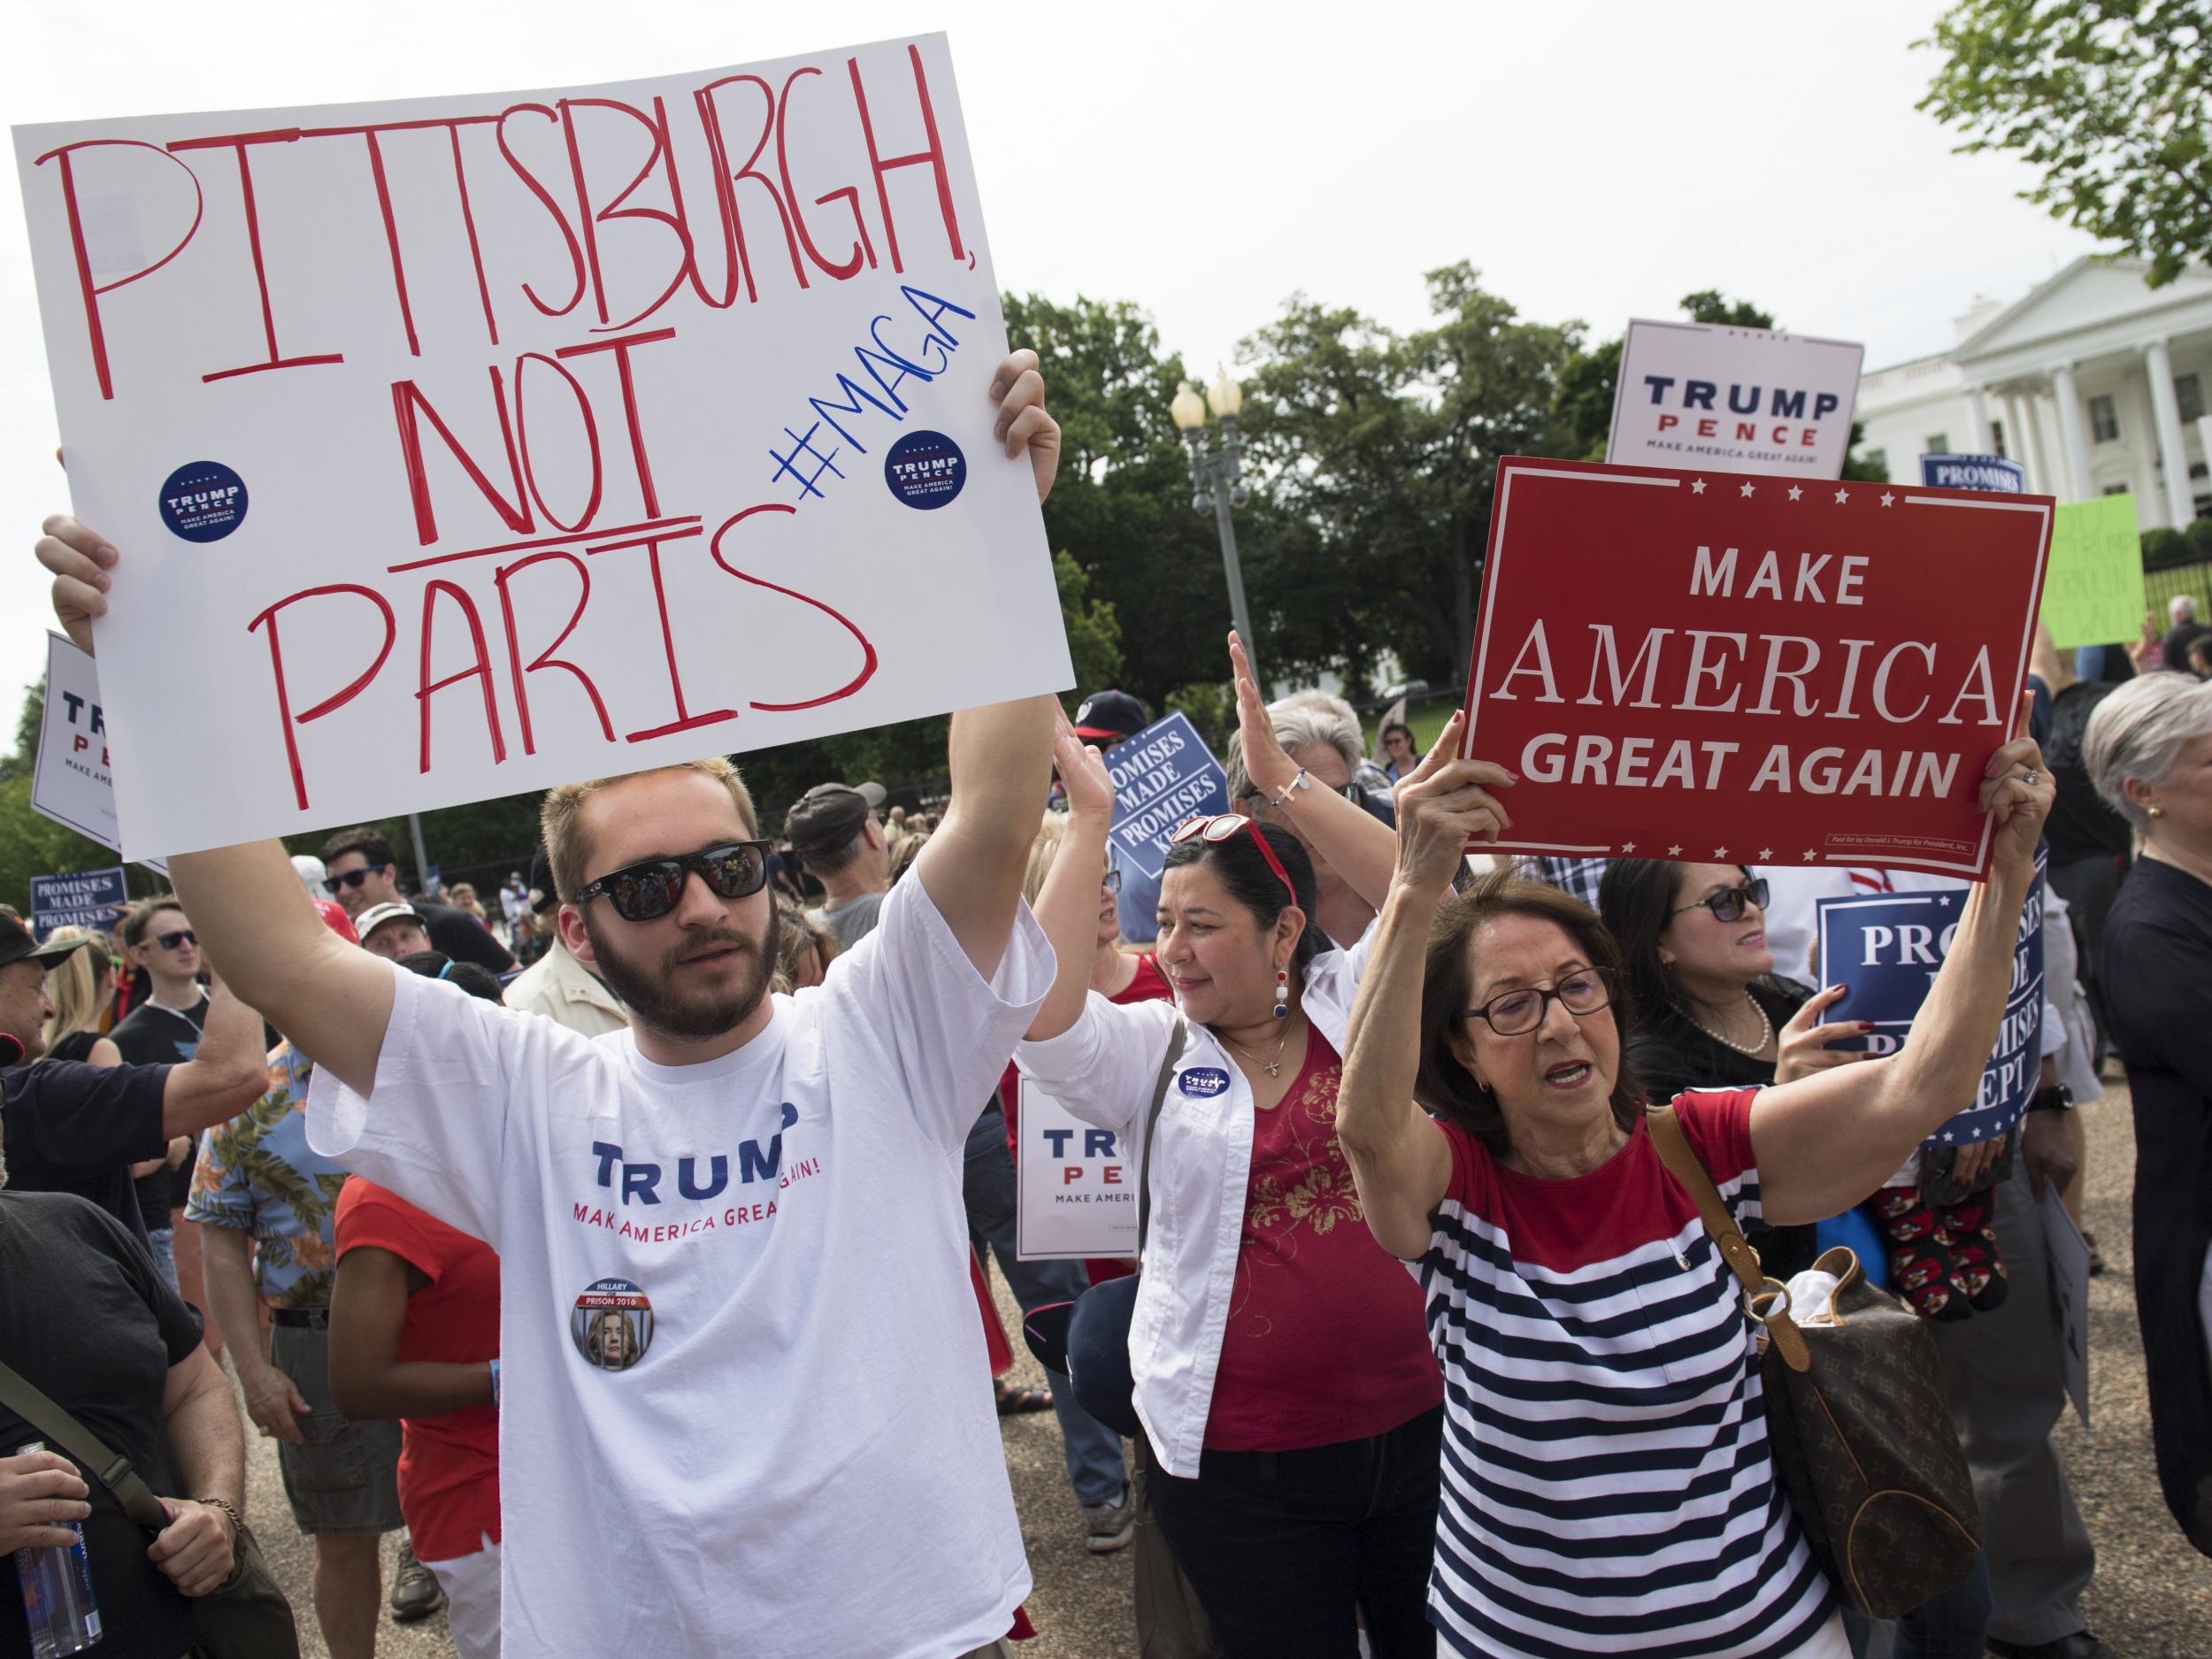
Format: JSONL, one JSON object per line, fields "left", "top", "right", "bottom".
{"left": 581, "top": 899, "right": 774, "bottom": 1042}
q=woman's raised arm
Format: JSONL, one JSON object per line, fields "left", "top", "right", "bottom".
{"left": 1339, "top": 717, "right": 1512, "bottom": 1258}
{"left": 1749, "top": 718, "right": 2054, "bottom": 1223}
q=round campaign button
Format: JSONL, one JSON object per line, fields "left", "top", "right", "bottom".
{"left": 882, "top": 429, "right": 966, "bottom": 511}
{"left": 571, "top": 1278, "right": 653, "bottom": 1371}
{"left": 156, "top": 461, "right": 250, "bottom": 543}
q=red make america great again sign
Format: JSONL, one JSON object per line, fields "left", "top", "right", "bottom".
{"left": 1458, "top": 457, "right": 2053, "bottom": 879}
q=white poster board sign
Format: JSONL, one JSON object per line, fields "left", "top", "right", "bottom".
{"left": 1015, "top": 1078, "right": 1137, "bottom": 1261}
{"left": 16, "top": 35, "right": 1070, "bottom": 858}
{"left": 1608, "top": 319, "right": 1864, "bottom": 479}
{"left": 30, "top": 632, "right": 167, "bottom": 875}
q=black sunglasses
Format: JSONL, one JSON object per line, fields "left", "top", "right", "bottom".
{"left": 330, "top": 867, "right": 383, "bottom": 891}
{"left": 1671, "top": 878, "right": 1770, "bottom": 925}
{"left": 578, "top": 841, "right": 772, "bottom": 923}
{"left": 155, "top": 929, "right": 198, "bottom": 951}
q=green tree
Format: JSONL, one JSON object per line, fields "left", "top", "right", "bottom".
{"left": 1920, "top": 1, "right": 2212, "bottom": 286}
{"left": 1001, "top": 292, "right": 1232, "bottom": 707}
{"left": 1240, "top": 264, "right": 1580, "bottom": 689}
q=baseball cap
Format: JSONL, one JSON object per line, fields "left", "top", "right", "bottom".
{"left": 527, "top": 843, "right": 558, "bottom": 915}
{"left": 783, "top": 780, "right": 887, "bottom": 856}
{"left": 0, "top": 914, "right": 90, "bottom": 974}
{"left": 354, "top": 902, "right": 419, "bottom": 942}
{"left": 312, "top": 900, "right": 360, "bottom": 946}
{"left": 1072, "top": 690, "right": 1149, "bottom": 742}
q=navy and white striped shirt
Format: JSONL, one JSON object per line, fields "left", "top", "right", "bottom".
{"left": 1417, "top": 1089, "right": 1834, "bottom": 1658}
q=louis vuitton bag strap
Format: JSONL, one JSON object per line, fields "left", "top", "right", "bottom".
{"left": 1646, "top": 1105, "right": 1809, "bottom": 1372}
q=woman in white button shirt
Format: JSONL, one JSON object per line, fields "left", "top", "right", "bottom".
{"left": 1018, "top": 642, "right": 1505, "bottom": 1658}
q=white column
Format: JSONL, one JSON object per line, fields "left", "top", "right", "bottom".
{"left": 2020, "top": 386, "right": 2056, "bottom": 496}
{"left": 2145, "top": 339, "right": 2198, "bottom": 528}
{"left": 1967, "top": 385, "right": 1995, "bottom": 455}
{"left": 2001, "top": 389, "right": 2035, "bottom": 488}
{"left": 2050, "top": 362, "right": 2095, "bottom": 501}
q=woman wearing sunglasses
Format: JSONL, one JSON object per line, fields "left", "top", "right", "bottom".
{"left": 1596, "top": 862, "right": 1869, "bottom": 1282}
{"left": 1332, "top": 715, "right": 2054, "bottom": 1659}
{"left": 1013, "top": 641, "right": 1487, "bottom": 1657}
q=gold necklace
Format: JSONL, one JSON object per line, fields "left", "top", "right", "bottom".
{"left": 1690, "top": 993, "right": 1773, "bottom": 1057}
{"left": 1218, "top": 1025, "right": 1292, "bottom": 1079}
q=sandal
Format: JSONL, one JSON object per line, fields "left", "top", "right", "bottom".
{"left": 995, "top": 1380, "right": 1053, "bottom": 1416}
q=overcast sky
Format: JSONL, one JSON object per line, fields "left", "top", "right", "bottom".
{"left": 2, "top": 0, "right": 2099, "bottom": 710}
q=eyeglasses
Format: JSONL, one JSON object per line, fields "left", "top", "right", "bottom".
{"left": 578, "top": 841, "right": 772, "bottom": 923}
{"left": 1671, "top": 878, "right": 1770, "bottom": 925}
{"left": 1461, "top": 966, "right": 1615, "bottom": 1036}
{"left": 1102, "top": 869, "right": 1123, "bottom": 895}
{"left": 1169, "top": 815, "right": 1296, "bottom": 904}
{"left": 329, "top": 867, "right": 382, "bottom": 891}
{"left": 155, "top": 929, "right": 197, "bottom": 951}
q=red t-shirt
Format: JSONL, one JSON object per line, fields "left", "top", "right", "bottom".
{"left": 1202, "top": 1030, "right": 1443, "bottom": 1451}
{"left": 1001, "top": 953, "right": 1172, "bottom": 1286}
{"left": 334, "top": 1179, "right": 500, "bottom": 1563}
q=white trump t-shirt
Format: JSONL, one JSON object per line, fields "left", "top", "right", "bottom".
{"left": 311, "top": 876, "right": 1052, "bottom": 1659}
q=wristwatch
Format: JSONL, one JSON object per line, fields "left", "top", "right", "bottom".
{"left": 2026, "top": 1083, "right": 2075, "bottom": 1113}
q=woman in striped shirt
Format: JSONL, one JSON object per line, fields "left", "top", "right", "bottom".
{"left": 1334, "top": 711, "right": 2053, "bottom": 1659}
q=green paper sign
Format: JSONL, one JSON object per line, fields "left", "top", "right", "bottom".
{"left": 2040, "top": 495, "right": 2146, "bottom": 650}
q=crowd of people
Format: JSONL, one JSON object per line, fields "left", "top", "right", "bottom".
{"left": 2, "top": 348, "right": 2208, "bottom": 1659}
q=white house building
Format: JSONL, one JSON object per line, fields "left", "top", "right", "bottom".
{"left": 1853, "top": 256, "right": 2212, "bottom": 527}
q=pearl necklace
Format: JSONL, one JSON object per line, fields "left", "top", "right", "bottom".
{"left": 1690, "top": 993, "right": 1773, "bottom": 1057}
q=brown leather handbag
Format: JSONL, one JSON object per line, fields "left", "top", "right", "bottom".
{"left": 1647, "top": 1107, "right": 1982, "bottom": 1619}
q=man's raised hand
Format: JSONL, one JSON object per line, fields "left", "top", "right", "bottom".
{"left": 990, "top": 349, "right": 1058, "bottom": 504}
{"left": 35, "top": 514, "right": 113, "bottom": 655}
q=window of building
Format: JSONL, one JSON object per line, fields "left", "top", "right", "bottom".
{"left": 2088, "top": 395, "right": 2120, "bottom": 443}
{"left": 1924, "top": 434, "right": 1949, "bottom": 456}
{"left": 2178, "top": 373, "right": 2205, "bottom": 424}
{"left": 1992, "top": 420, "right": 2007, "bottom": 458}
{"left": 2102, "top": 483, "right": 2130, "bottom": 496}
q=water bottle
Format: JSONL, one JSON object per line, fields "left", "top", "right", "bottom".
{"left": 12, "top": 1443, "right": 101, "bottom": 1657}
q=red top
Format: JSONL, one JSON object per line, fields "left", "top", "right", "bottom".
{"left": 1003, "top": 953, "right": 1172, "bottom": 1288}
{"left": 1202, "top": 1031, "right": 1443, "bottom": 1451}
{"left": 334, "top": 1179, "right": 500, "bottom": 1563}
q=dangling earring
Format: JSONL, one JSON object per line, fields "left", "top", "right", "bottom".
{"left": 1272, "top": 966, "right": 1289, "bottom": 1020}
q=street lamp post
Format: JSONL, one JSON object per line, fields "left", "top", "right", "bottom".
{"left": 1171, "top": 369, "right": 1265, "bottom": 696}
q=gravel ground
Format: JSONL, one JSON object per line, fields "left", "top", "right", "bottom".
{"left": 244, "top": 1073, "right": 2207, "bottom": 1658}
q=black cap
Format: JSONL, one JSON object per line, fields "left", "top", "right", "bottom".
{"left": 0, "top": 913, "right": 91, "bottom": 974}
{"left": 783, "top": 780, "right": 887, "bottom": 856}
{"left": 527, "top": 843, "right": 558, "bottom": 914}
{"left": 1072, "top": 690, "right": 1149, "bottom": 742}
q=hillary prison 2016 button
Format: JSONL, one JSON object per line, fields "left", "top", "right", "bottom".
{"left": 571, "top": 1279, "right": 653, "bottom": 1371}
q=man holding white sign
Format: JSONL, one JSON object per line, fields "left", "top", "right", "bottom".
{"left": 35, "top": 354, "right": 1065, "bottom": 1659}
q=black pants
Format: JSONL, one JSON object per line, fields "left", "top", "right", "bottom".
{"left": 1145, "top": 1404, "right": 1441, "bottom": 1659}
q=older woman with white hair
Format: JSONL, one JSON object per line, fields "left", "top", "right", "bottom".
{"left": 2084, "top": 670, "right": 2212, "bottom": 1557}
{"left": 1225, "top": 679, "right": 1391, "bottom": 949}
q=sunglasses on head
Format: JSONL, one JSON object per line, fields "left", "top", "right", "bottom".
{"left": 155, "top": 929, "right": 197, "bottom": 951}
{"left": 330, "top": 866, "right": 383, "bottom": 891}
{"left": 579, "top": 841, "right": 772, "bottom": 923}
{"left": 1671, "top": 878, "right": 1770, "bottom": 925}
{"left": 1169, "top": 815, "right": 1297, "bottom": 905}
